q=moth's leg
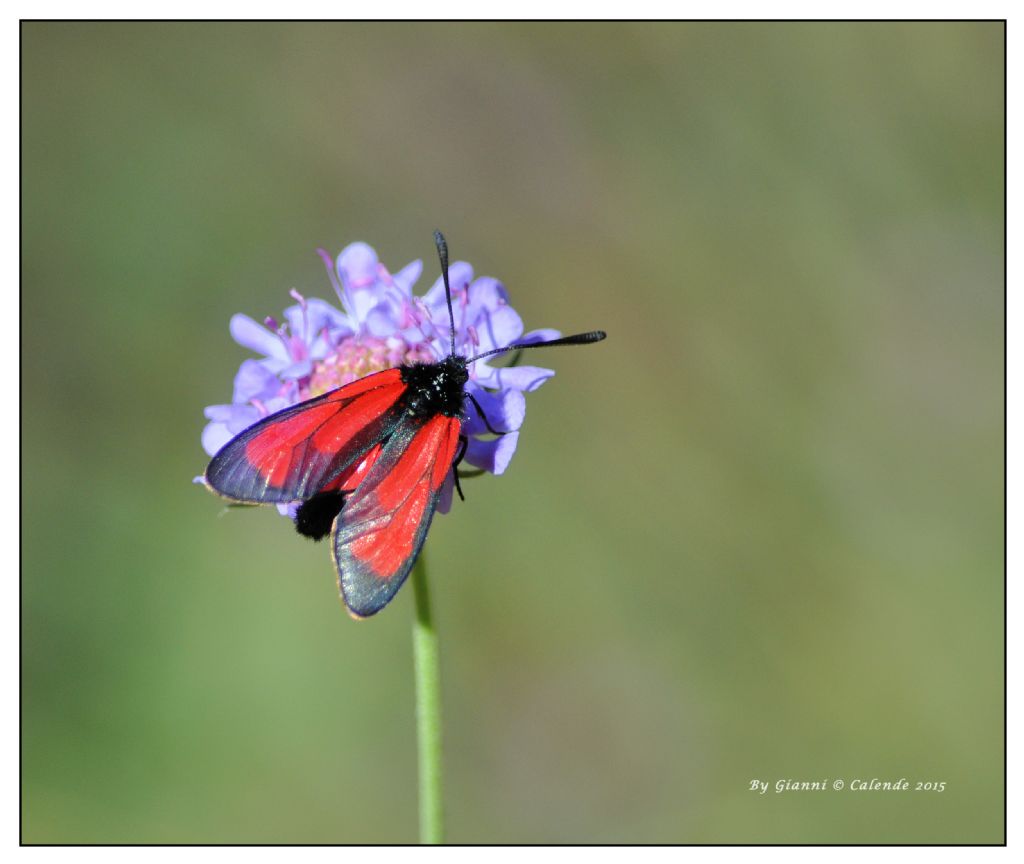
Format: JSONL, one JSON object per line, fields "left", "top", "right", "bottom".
{"left": 452, "top": 435, "right": 468, "bottom": 501}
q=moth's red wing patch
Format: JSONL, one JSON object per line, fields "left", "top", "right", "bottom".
{"left": 205, "top": 368, "right": 406, "bottom": 503}
{"left": 318, "top": 443, "right": 384, "bottom": 493}
{"left": 332, "top": 413, "right": 462, "bottom": 617}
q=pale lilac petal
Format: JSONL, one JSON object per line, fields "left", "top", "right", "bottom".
{"left": 349, "top": 287, "right": 386, "bottom": 324}
{"left": 203, "top": 404, "right": 235, "bottom": 423}
{"left": 279, "top": 359, "right": 313, "bottom": 380}
{"left": 423, "top": 261, "right": 473, "bottom": 306}
{"left": 311, "top": 310, "right": 353, "bottom": 356}
{"left": 393, "top": 259, "right": 423, "bottom": 295}
{"left": 466, "top": 432, "right": 519, "bottom": 475}
{"left": 261, "top": 396, "right": 294, "bottom": 415}
{"left": 336, "top": 242, "right": 379, "bottom": 289}
{"left": 315, "top": 299, "right": 353, "bottom": 329}
{"left": 201, "top": 421, "right": 234, "bottom": 456}
{"left": 228, "top": 404, "right": 262, "bottom": 434}
{"left": 232, "top": 359, "right": 279, "bottom": 403}
{"left": 205, "top": 402, "right": 261, "bottom": 434}
{"left": 473, "top": 306, "right": 524, "bottom": 353}
{"left": 283, "top": 299, "right": 348, "bottom": 346}
{"left": 476, "top": 364, "right": 556, "bottom": 392}
{"left": 308, "top": 330, "right": 335, "bottom": 359}
{"left": 519, "top": 328, "right": 561, "bottom": 345}
{"left": 364, "top": 304, "right": 400, "bottom": 338}
{"left": 398, "top": 323, "right": 429, "bottom": 346}
{"left": 282, "top": 304, "right": 310, "bottom": 342}
{"left": 229, "top": 314, "right": 290, "bottom": 363}
{"left": 462, "top": 385, "right": 526, "bottom": 435}
{"left": 464, "top": 277, "right": 508, "bottom": 319}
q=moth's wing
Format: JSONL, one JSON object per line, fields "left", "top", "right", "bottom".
{"left": 205, "top": 368, "right": 407, "bottom": 503}
{"left": 332, "top": 413, "right": 462, "bottom": 617}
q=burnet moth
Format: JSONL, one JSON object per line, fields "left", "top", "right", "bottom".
{"left": 205, "top": 232, "right": 606, "bottom": 617}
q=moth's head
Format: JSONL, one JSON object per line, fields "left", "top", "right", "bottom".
{"left": 444, "top": 353, "right": 469, "bottom": 388}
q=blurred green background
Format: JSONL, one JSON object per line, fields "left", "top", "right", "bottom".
{"left": 22, "top": 22, "right": 1003, "bottom": 843}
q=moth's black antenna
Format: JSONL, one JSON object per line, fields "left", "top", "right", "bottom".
{"left": 467, "top": 330, "right": 606, "bottom": 364}
{"left": 433, "top": 230, "right": 457, "bottom": 356}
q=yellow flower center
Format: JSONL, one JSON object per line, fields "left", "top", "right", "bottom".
{"left": 306, "top": 335, "right": 436, "bottom": 397}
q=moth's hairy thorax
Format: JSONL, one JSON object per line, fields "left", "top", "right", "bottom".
{"left": 399, "top": 355, "right": 469, "bottom": 419}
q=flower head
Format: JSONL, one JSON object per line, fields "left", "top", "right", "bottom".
{"left": 201, "top": 240, "right": 559, "bottom": 516}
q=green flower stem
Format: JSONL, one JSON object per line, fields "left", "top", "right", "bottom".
{"left": 411, "top": 553, "right": 444, "bottom": 844}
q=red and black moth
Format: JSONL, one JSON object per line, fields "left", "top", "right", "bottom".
{"left": 205, "top": 232, "right": 606, "bottom": 617}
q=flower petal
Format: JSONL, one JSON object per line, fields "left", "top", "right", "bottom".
{"left": 228, "top": 404, "right": 262, "bottom": 434}
{"left": 201, "top": 421, "right": 234, "bottom": 456}
{"left": 206, "top": 402, "right": 262, "bottom": 435}
{"left": 393, "top": 259, "right": 423, "bottom": 295}
{"left": 519, "top": 328, "right": 561, "bottom": 345}
{"left": 230, "top": 314, "right": 290, "bottom": 363}
{"left": 475, "top": 364, "right": 557, "bottom": 392}
{"left": 466, "top": 431, "right": 520, "bottom": 475}
{"left": 336, "top": 242, "right": 379, "bottom": 290}
{"left": 283, "top": 298, "right": 349, "bottom": 347}
{"left": 261, "top": 395, "right": 294, "bottom": 416}
{"left": 232, "top": 359, "right": 279, "bottom": 403}
{"left": 279, "top": 359, "right": 313, "bottom": 380}
{"left": 464, "top": 277, "right": 509, "bottom": 329}
{"left": 203, "top": 403, "right": 235, "bottom": 422}
{"left": 423, "top": 261, "right": 473, "bottom": 306}
{"left": 471, "top": 275, "right": 508, "bottom": 306}
{"left": 462, "top": 385, "right": 526, "bottom": 435}
{"left": 364, "top": 304, "right": 400, "bottom": 338}
{"left": 472, "top": 305, "right": 524, "bottom": 354}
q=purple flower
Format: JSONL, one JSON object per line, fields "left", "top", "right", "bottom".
{"left": 201, "top": 240, "right": 559, "bottom": 516}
